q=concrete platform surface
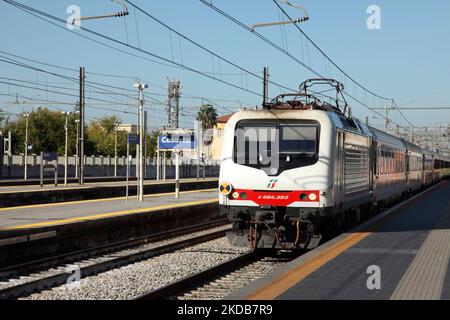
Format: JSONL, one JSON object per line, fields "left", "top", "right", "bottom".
{"left": 229, "top": 179, "right": 450, "bottom": 300}
{"left": 0, "top": 189, "right": 218, "bottom": 232}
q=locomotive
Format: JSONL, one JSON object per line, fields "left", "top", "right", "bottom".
{"left": 218, "top": 79, "right": 450, "bottom": 249}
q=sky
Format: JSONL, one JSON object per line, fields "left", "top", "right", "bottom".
{"left": 0, "top": 0, "right": 449, "bottom": 131}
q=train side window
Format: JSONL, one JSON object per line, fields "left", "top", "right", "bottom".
{"left": 389, "top": 150, "right": 392, "bottom": 174}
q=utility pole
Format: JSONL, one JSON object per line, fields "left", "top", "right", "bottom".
{"left": 114, "top": 122, "right": 119, "bottom": 178}
{"left": 62, "top": 111, "right": 71, "bottom": 186}
{"left": 75, "top": 119, "right": 79, "bottom": 179}
{"left": 263, "top": 66, "right": 269, "bottom": 107}
{"left": 383, "top": 103, "right": 395, "bottom": 133}
{"left": 384, "top": 105, "right": 389, "bottom": 132}
{"left": 134, "top": 81, "right": 148, "bottom": 202}
{"left": 24, "top": 113, "right": 30, "bottom": 181}
{"left": 79, "top": 67, "right": 85, "bottom": 186}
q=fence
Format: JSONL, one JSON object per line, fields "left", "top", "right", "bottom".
{"left": 0, "top": 154, "right": 221, "bottom": 179}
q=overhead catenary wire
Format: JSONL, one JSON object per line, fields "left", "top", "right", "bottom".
{"left": 3, "top": 0, "right": 423, "bottom": 133}
{"left": 272, "top": 0, "right": 391, "bottom": 102}
{"left": 124, "top": 0, "right": 297, "bottom": 94}
{"left": 0, "top": 50, "right": 251, "bottom": 113}
{"left": 0, "top": 50, "right": 246, "bottom": 102}
{"left": 199, "top": 0, "right": 419, "bottom": 131}
{"left": 272, "top": 0, "right": 422, "bottom": 131}
{"left": 3, "top": 0, "right": 267, "bottom": 97}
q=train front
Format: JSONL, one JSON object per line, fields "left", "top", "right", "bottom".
{"left": 218, "top": 109, "right": 336, "bottom": 250}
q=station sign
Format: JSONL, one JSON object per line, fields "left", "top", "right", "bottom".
{"left": 158, "top": 134, "right": 195, "bottom": 150}
{"left": 42, "top": 151, "right": 57, "bottom": 161}
{"left": 127, "top": 134, "right": 139, "bottom": 145}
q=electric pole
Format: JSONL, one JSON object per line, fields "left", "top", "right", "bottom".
{"left": 62, "top": 111, "right": 71, "bottom": 186}
{"left": 114, "top": 122, "right": 119, "bottom": 178}
{"left": 263, "top": 66, "right": 269, "bottom": 107}
{"left": 75, "top": 118, "right": 79, "bottom": 179}
{"left": 79, "top": 67, "right": 85, "bottom": 186}
{"left": 24, "top": 113, "right": 30, "bottom": 181}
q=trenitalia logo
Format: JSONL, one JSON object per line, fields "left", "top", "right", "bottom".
{"left": 267, "top": 179, "right": 278, "bottom": 189}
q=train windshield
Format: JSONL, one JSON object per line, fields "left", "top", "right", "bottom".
{"left": 233, "top": 120, "right": 319, "bottom": 175}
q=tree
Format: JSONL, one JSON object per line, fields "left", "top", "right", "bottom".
{"left": 147, "top": 130, "right": 160, "bottom": 158}
{"left": 2, "top": 108, "right": 78, "bottom": 155}
{"left": 196, "top": 105, "right": 217, "bottom": 149}
{"left": 196, "top": 104, "right": 218, "bottom": 130}
{"left": 2, "top": 112, "right": 161, "bottom": 158}
{"left": 86, "top": 115, "right": 129, "bottom": 156}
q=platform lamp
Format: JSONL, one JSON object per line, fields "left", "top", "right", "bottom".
{"left": 23, "top": 113, "right": 30, "bottom": 181}
{"left": 114, "top": 122, "right": 120, "bottom": 178}
{"left": 133, "top": 81, "right": 148, "bottom": 202}
{"left": 62, "top": 111, "right": 72, "bottom": 186}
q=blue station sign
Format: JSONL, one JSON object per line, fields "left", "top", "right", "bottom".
{"left": 158, "top": 134, "right": 196, "bottom": 150}
{"left": 42, "top": 151, "right": 57, "bottom": 161}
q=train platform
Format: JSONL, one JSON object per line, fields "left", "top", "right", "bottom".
{"left": 0, "top": 189, "right": 218, "bottom": 232}
{"left": 0, "top": 189, "right": 220, "bottom": 267}
{"left": 229, "top": 179, "right": 450, "bottom": 300}
{"left": 0, "top": 177, "right": 218, "bottom": 208}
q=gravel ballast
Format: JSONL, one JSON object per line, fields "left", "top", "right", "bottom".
{"left": 22, "top": 237, "right": 249, "bottom": 300}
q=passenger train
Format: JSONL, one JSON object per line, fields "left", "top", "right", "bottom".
{"left": 218, "top": 79, "right": 450, "bottom": 249}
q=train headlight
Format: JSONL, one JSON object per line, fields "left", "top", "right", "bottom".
{"left": 300, "top": 193, "right": 308, "bottom": 201}
{"left": 232, "top": 192, "right": 240, "bottom": 199}
{"left": 239, "top": 192, "right": 247, "bottom": 200}
{"left": 219, "top": 182, "right": 233, "bottom": 196}
{"left": 308, "top": 193, "right": 317, "bottom": 201}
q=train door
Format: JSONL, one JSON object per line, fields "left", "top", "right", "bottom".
{"left": 405, "top": 150, "right": 410, "bottom": 188}
{"left": 370, "top": 139, "right": 376, "bottom": 193}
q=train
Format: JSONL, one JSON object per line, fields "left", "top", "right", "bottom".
{"left": 218, "top": 79, "right": 450, "bottom": 250}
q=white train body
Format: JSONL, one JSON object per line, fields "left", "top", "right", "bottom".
{"left": 220, "top": 110, "right": 338, "bottom": 209}
{"left": 219, "top": 107, "right": 450, "bottom": 249}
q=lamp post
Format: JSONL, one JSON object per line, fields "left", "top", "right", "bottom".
{"left": 62, "top": 111, "right": 72, "bottom": 186}
{"left": 114, "top": 122, "right": 119, "bottom": 177}
{"left": 134, "top": 81, "right": 148, "bottom": 202}
{"left": 23, "top": 113, "right": 30, "bottom": 181}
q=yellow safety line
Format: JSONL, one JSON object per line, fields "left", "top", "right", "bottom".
{"left": 0, "top": 188, "right": 217, "bottom": 213}
{"left": 0, "top": 198, "right": 219, "bottom": 231}
{"left": 246, "top": 232, "right": 371, "bottom": 300}
{"left": 245, "top": 179, "right": 449, "bottom": 300}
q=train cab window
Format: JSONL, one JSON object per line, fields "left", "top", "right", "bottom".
{"left": 233, "top": 120, "right": 319, "bottom": 176}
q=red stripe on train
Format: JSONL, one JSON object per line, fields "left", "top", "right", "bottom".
{"left": 229, "top": 190, "right": 319, "bottom": 206}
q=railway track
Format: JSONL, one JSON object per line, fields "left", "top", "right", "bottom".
{"left": 138, "top": 250, "right": 302, "bottom": 300}
{"left": 0, "top": 219, "right": 230, "bottom": 300}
